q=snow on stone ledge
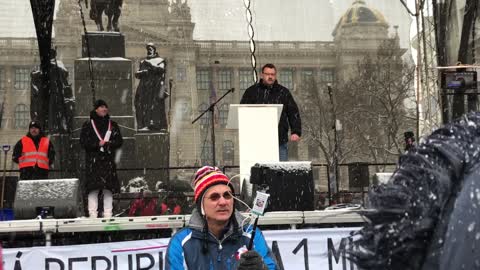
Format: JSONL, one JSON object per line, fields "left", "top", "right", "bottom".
{"left": 254, "top": 161, "right": 312, "bottom": 172}
{"left": 16, "top": 178, "right": 79, "bottom": 200}
{"left": 77, "top": 57, "right": 129, "bottom": 61}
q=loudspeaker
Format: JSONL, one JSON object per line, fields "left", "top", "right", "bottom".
{"left": 348, "top": 162, "right": 370, "bottom": 189}
{"left": 14, "top": 178, "right": 83, "bottom": 219}
{"left": 2, "top": 176, "right": 19, "bottom": 209}
{"left": 250, "top": 162, "right": 314, "bottom": 211}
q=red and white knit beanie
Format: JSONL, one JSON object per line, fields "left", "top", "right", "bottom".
{"left": 192, "top": 166, "right": 231, "bottom": 203}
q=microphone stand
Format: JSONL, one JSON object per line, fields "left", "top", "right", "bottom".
{"left": 192, "top": 88, "right": 235, "bottom": 166}
{"left": 168, "top": 78, "right": 173, "bottom": 130}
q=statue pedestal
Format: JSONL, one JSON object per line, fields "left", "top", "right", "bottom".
{"left": 74, "top": 58, "right": 132, "bottom": 115}
{"left": 135, "top": 131, "right": 170, "bottom": 190}
{"left": 50, "top": 134, "right": 76, "bottom": 179}
{"left": 71, "top": 32, "right": 170, "bottom": 195}
{"left": 74, "top": 57, "right": 135, "bottom": 137}
{"left": 82, "top": 32, "right": 125, "bottom": 58}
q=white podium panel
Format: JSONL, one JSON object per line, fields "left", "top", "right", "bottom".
{"left": 227, "top": 104, "right": 282, "bottom": 196}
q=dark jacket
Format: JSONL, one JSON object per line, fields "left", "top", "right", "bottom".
{"left": 80, "top": 111, "right": 123, "bottom": 193}
{"left": 351, "top": 112, "right": 480, "bottom": 270}
{"left": 12, "top": 132, "right": 55, "bottom": 180}
{"left": 166, "top": 209, "right": 277, "bottom": 270}
{"left": 240, "top": 80, "right": 301, "bottom": 145}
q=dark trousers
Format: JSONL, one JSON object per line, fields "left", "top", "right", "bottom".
{"left": 19, "top": 167, "right": 49, "bottom": 180}
{"left": 279, "top": 143, "right": 288, "bottom": 161}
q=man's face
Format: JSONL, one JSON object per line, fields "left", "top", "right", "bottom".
{"left": 203, "top": 184, "right": 234, "bottom": 225}
{"left": 95, "top": 105, "right": 108, "bottom": 117}
{"left": 261, "top": 67, "right": 277, "bottom": 86}
{"left": 29, "top": 127, "right": 40, "bottom": 137}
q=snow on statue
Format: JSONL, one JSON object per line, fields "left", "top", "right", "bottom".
{"left": 134, "top": 43, "right": 169, "bottom": 131}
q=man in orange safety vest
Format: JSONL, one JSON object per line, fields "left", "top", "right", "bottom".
{"left": 12, "top": 121, "right": 55, "bottom": 180}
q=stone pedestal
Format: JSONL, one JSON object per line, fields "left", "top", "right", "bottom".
{"left": 69, "top": 32, "right": 170, "bottom": 196}
{"left": 73, "top": 57, "right": 135, "bottom": 138}
{"left": 50, "top": 134, "right": 76, "bottom": 179}
{"left": 135, "top": 132, "right": 170, "bottom": 190}
{"left": 74, "top": 58, "right": 133, "bottom": 115}
{"left": 82, "top": 32, "right": 125, "bottom": 58}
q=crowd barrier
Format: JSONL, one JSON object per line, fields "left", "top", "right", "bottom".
{"left": 0, "top": 210, "right": 364, "bottom": 246}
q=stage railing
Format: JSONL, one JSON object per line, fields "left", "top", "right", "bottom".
{"left": 1, "top": 163, "right": 397, "bottom": 210}
{"left": 0, "top": 210, "right": 364, "bottom": 247}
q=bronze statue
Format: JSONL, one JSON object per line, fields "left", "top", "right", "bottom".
{"left": 88, "top": 0, "right": 123, "bottom": 32}
{"left": 134, "top": 43, "right": 169, "bottom": 131}
{"left": 31, "top": 48, "right": 74, "bottom": 134}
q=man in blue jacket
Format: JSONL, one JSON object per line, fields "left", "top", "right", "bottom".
{"left": 166, "top": 166, "right": 277, "bottom": 270}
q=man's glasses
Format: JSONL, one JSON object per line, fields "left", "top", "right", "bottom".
{"left": 206, "top": 191, "right": 233, "bottom": 201}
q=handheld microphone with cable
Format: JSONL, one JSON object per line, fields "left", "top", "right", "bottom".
{"left": 247, "top": 191, "right": 270, "bottom": 250}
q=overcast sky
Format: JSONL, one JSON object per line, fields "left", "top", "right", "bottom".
{"left": 0, "top": 0, "right": 413, "bottom": 47}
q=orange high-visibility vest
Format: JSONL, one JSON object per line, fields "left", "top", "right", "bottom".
{"left": 18, "top": 136, "right": 50, "bottom": 170}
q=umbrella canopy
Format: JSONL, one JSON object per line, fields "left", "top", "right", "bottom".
{"left": 29, "top": 0, "right": 55, "bottom": 128}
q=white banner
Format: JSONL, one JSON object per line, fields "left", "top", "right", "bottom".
{"left": 264, "top": 228, "right": 360, "bottom": 270}
{"left": 3, "top": 227, "right": 359, "bottom": 270}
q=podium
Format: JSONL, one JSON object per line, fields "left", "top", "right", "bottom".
{"left": 227, "top": 104, "right": 282, "bottom": 198}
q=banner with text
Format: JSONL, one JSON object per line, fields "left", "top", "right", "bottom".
{"left": 3, "top": 227, "right": 360, "bottom": 270}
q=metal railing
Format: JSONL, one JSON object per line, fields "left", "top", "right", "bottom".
{"left": 2, "top": 162, "right": 397, "bottom": 210}
{"left": 195, "top": 40, "right": 335, "bottom": 51}
{"left": 0, "top": 38, "right": 38, "bottom": 49}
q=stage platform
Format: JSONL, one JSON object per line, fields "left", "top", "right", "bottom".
{"left": 0, "top": 210, "right": 363, "bottom": 234}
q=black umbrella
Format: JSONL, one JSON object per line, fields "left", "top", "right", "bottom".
{"left": 29, "top": 0, "right": 55, "bottom": 128}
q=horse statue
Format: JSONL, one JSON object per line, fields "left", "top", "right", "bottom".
{"left": 87, "top": 0, "right": 123, "bottom": 32}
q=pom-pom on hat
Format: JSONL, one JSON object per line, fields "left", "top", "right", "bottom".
{"left": 192, "top": 166, "right": 231, "bottom": 202}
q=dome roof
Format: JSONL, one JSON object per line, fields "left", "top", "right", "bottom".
{"left": 333, "top": 0, "right": 388, "bottom": 36}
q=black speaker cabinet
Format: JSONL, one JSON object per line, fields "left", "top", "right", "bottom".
{"left": 14, "top": 178, "right": 83, "bottom": 219}
{"left": 250, "top": 162, "right": 314, "bottom": 211}
{"left": 348, "top": 162, "right": 370, "bottom": 189}
{"left": 2, "top": 176, "right": 18, "bottom": 209}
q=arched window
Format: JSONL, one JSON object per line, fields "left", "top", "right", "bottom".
{"left": 14, "top": 104, "right": 29, "bottom": 129}
{"left": 218, "top": 69, "right": 232, "bottom": 90}
{"left": 196, "top": 69, "right": 210, "bottom": 91}
{"left": 198, "top": 103, "right": 211, "bottom": 127}
{"left": 0, "top": 68, "right": 5, "bottom": 90}
{"left": 200, "top": 141, "right": 213, "bottom": 165}
{"left": 239, "top": 69, "right": 252, "bottom": 93}
{"left": 219, "top": 103, "right": 229, "bottom": 127}
{"left": 223, "top": 140, "right": 234, "bottom": 165}
{"left": 14, "top": 68, "right": 30, "bottom": 90}
{"left": 279, "top": 69, "right": 294, "bottom": 90}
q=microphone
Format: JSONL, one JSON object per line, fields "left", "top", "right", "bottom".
{"left": 230, "top": 87, "right": 235, "bottom": 93}
{"left": 247, "top": 191, "right": 270, "bottom": 250}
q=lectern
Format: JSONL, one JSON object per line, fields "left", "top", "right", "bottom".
{"left": 227, "top": 104, "right": 283, "bottom": 198}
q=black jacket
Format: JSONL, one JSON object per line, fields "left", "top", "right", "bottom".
{"left": 350, "top": 112, "right": 480, "bottom": 270}
{"left": 12, "top": 132, "right": 55, "bottom": 180}
{"left": 240, "top": 80, "right": 301, "bottom": 145}
{"left": 80, "top": 111, "right": 123, "bottom": 193}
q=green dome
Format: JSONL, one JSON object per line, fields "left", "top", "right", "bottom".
{"left": 333, "top": 0, "right": 388, "bottom": 36}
